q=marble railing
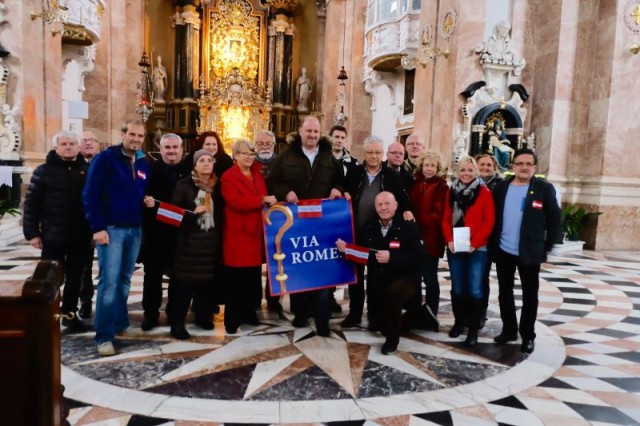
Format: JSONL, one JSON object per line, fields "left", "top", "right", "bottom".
{"left": 64, "top": 0, "right": 104, "bottom": 43}
{"left": 364, "top": 12, "right": 420, "bottom": 69}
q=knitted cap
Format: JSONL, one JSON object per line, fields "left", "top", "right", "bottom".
{"left": 193, "top": 149, "right": 214, "bottom": 165}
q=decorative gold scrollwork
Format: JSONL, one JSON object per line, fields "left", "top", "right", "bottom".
{"left": 264, "top": 204, "right": 294, "bottom": 295}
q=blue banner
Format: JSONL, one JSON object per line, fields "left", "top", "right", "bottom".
{"left": 263, "top": 198, "right": 357, "bottom": 296}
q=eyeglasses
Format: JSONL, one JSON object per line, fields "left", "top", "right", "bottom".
{"left": 364, "top": 151, "right": 384, "bottom": 155}
{"left": 388, "top": 151, "right": 404, "bottom": 155}
{"left": 81, "top": 138, "right": 98, "bottom": 143}
{"left": 235, "top": 151, "right": 254, "bottom": 157}
{"left": 406, "top": 142, "right": 423, "bottom": 146}
{"left": 512, "top": 162, "right": 535, "bottom": 167}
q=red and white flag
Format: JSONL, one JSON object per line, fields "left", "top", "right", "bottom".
{"left": 344, "top": 243, "right": 370, "bottom": 265}
{"left": 297, "top": 199, "right": 323, "bottom": 218}
{"left": 156, "top": 202, "right": 185, "bottom": 227}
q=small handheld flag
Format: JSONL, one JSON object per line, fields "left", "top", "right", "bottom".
{"left": 156, "top": 202, "right": 185, "bottom": 227}
{"left": 297, "top": 199, "right": 323, "bottom": 218}
{"left": 344, "top": 243, "right": 370, "bottom": 265}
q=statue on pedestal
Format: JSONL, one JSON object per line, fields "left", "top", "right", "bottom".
{"left": 296, "top": 67, "right": 312, "bottom": 113}
{"left": 152, "top": 56, "right": 168, "bottom": 103}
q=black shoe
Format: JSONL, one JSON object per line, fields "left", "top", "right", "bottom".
{"left": 170, "top": 325, "right": 190, "bottom": 340}
{"left": 195, "top": 316, "right": 214, "bottom": 330}
{"left": 316, "top": 324, "right": 331, "bottom": 337}
{"left": 448, "top": 323, "right": 465, "bottom": 338}
{"left": 245, "top": 314, "right": 260, "bottom": 326}
{"left": 494, "top": 332, "right": 518, "bottom": 344}
{"left": 340, "top": 314, "right": 362, "bottom": 328}
{"left": 330, "top": 299, "right": 342, "bottom": 313}
{"left": 479, "top": 317, "right": 487, "bottom": 330}
{"left": 141, "top": 317, "right": 159, "bottom": 331}
{"left": 292, "top": 316, "right": 309, "bottom": 328}
{"left": 465, "top": 330, "right": 478, "bottom": 347}
{"left": 225, "top": 325, "right": 238, "bottom": 334}
{"left": 267, "top": 301, "right": 283, "bottom": 313}
{"left": 367, "top": 321, "right": 382, "bottom": 332}
{"left": 521, "top": 339, "right": 535, "bottom": 354}
{"left": 78, "top": 302, "right": 92, "bottom": 319}
{"left": 381, "top": 338, "right": 399, "bottom": 355}
{"left": 422, "top": 305, "right": 440, "bottom": 332}
{"left": 62, "top": 315, "right": 86, "bottom": 333}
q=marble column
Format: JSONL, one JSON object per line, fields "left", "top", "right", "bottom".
{"left": 269, "top": 18, "right": 293, "bottom": 106}
{"left": 172, "top": 4, "right": 201, "bottom": 100}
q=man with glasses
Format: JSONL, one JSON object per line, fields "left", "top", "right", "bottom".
{"left": 404, "top": 134, "right": 425, "bottom": 175}
{"left": 341, "top": 135, "right": 414, "bottom": 329}
{"left": 386, "top": 142, "right": 413, "bottom": 191}
{"left": 490, "top": 148, "right": 562, "bottom": 354}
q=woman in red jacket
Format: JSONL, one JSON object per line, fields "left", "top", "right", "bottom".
{"left": 221, "top": 139, "right": 277, "bottom": 334}
{"left": 442, "top": 156, "right": 495, "bottom": 346}
{"left": 409, "top": 151, "right": 448, "bottom": 318}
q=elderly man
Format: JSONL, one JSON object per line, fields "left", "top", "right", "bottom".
{"left": 341, "top": 136, "right": 414, "bottom": 328}
{"left": 337, "top": 192, "right": 430, "bottom": 354}
{"left": 386, "top": 141, "right": 413, "bottom": 190}
{"left": 140, "top": 133, "right": 191, "bottom": 331}
{"left": 23, "top": 131, "right": 93, "bottom": 332}
{"left": 269, "top": 115, "right": 344, "bottom": 335}
{"left": 80, "top": 130, "right": 101, "bottom": 162}
{"left": 404, "top": 134, "right": 425, "bottom": 175}
{"left": 490, "top": 148, "right": 562, "bottom": 354}
{"left": 83, "top": 119, "right": 150, "bottom": 356}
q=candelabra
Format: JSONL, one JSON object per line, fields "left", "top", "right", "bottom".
{"left": 135, "top": 52, "right": 153, "bottom": 123}
{"left": 30, "top": 0, "right": 69, "bottom": 35}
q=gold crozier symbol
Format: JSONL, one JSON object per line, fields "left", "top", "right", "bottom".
{"left": 632, "top": 4, "right": 640, "bottom": 25}
{"left": 264, "top": 204, "right": 294, "bottom": 294}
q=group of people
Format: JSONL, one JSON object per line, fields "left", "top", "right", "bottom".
{"left": 23, "top": 116, "right": 562, "bottom": 358}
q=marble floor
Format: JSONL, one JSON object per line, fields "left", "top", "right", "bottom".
{"left": 1, "top": 244, "right": 640, "bottom": 425}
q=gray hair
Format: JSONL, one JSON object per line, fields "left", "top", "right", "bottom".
{"left": 363, "top": 135, "right": 384, "bottom": 146}
{"left": 255, "top": 130, "right": 275, "bottom": 145}
{"left": 52, "top": 130, "right": 79, "bottom": 147}
{"left": 159, "top": 133, "right": 182, "bottom": 147}
{"left": 231, "top": 139, "right": 255, "bottom": 158}
{"left": 406, "top": 134, "right": 424, "bottom": 145}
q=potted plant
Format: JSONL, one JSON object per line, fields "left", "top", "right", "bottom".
{"left": 561, "top": 205, "right": 602, "bottom": 241}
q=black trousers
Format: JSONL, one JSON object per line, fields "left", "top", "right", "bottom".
{"left": 142, "top": 250, "right": 175, "bottom": 320}
{"left": 225, "top": 266, "right": 262, "bottom": 329}
{"left": 290, "top": 288, "right": 331, "bottom": 327}
{"left": 368, "top": 276, "right": 417, "bottom": 341}
{"left": 495, "top": 248, "right": 541, "bottom": 340}
{"left": 79, "top": 247, "right": 95, "bottom": 304}
{"left": 170, "top": 278, "right": 216, "bottom": 326}
{"left": 346, "top": 264, "right": 366, "bottom": 318}
{"left": 42, "top": 243, "right": 89, "bottom": 315}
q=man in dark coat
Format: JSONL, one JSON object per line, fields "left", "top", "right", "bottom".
{"left": 341, "top": 135, "right": 414, "bottom": 328}
{"left": 269, "top": 115, "right": 344, "bottom": 336}
{"left": 337, "top": 192, "right": 429, "bottom": 354}
{"left": 140, "top": 133, "right": 192, "bottom": 331}
{"left": 489, "top": 148, "right": 562, "bottom": 354}
{"left": 23, "top": 131, "right": 93, "bottom": 332}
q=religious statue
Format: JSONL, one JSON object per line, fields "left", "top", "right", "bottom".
{"left": 152, "top": 55, "right": 168, "bottom": 103}
{"left": 475, "top": 21, "right": 526, "bottom": 75}
{"left": 296, "top": 67, "right": 312, "bottom": 113}
{"left": 486, "top": 120, "right": 514, "bottom": 170}
{"left": 1, "top": 103, "right": 20, "bottom": 132}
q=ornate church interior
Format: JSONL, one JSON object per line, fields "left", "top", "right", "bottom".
{"left": 1, "top": 0, "right": 640, "bottom": 424}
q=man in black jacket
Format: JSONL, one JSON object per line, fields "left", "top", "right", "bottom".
{"left": 489, "top": 148, "right": 562, "bottom": 354}
{"left": 140, "top": 133, "right": 192, "bottom": 330}
{"left": 337, "top": 192, "right": 425, "bottom": 354}
{"left": 341, "top": 135, "right": 414, "bottom": 328}
{"left": 23, "top": 131, "right": 93, "bottom": 332}
{"left": 269, "top": 115, "right": 344, "bottom": 335}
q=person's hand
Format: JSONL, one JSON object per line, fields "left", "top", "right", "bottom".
{"left": 447, "top": 242, "right": 455, "bottom": 253}
{"left": 403, "top": 211, "right": 415, "bottom": 222}
{"left": 94, "top": 230, "right": 109, "bottom": 246}
{"left": 344, "top": 192, "right": 351, "bottom": 200}
{"left": 263, "top": 195, "right": 277, "bottom": 206}
{"left": 329, "top": 188, "right": 342, "bottom": 200}
{"left": 143, "top": 196, "right": 155, "bottom": 208}
{"left": 29, "top": 237, "right": 42, "bottom": 250}
{"left": 194, "top": 205, "right": 208, "bottom": 215}
{"left": 285, "top": 191, "right": 299, "bottom": 204}
{"left": 335, "top": 238, "right": 346, "bottom": 253}
{"left": 375, "top": 250, "right": 390, "bottom": 264}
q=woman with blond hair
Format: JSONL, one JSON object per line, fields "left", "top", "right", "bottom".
{"left": 442, "top": 156, "right": 494, "bottom": 346}
{"left": 409, "top": 151, "right": 448, "bottom": 320}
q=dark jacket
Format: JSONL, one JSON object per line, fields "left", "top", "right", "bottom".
{"left": 140, "top": 157, "right": 192, "bottom": 263}
{"left": 171, "top": 176, "right": 222, "bottom": 286}
{"left": 268, "top": 135, "right": 344, "bottom": 200}
{"left": 489, "top": 176, "right": 563, "bottom": 264}
{"left": 345, "top": 164, "right": 412, "bottom": 228}
{"left": 362, "top": 215, "right": 424, "bottom": 288}
{"left": 82, "top": 144, "right": 149, "bottom": 232}
{"left": 23, "top": 150, "right": 92, "bottom": 251}
{"left": 383, "top": 160, "right": 413, "bottom": 191}
{"left": 336, "top": 148, "right": 359, "bottom": 177}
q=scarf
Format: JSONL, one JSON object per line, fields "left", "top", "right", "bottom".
{"left": 192, "top": 171, "right": 216, "bottom": 231}
{"left": 450, "top": 177, "right": 483, "bottom": 228}
{"left": 481, "top": 172, "right": 501, "bottom": 192}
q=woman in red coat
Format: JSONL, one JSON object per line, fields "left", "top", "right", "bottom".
{"left": 442, "top": 156, "right": 494, "bottom": 346}
{"left": 221, "top": 139, "right": 277, "bottom": 334}
{"left": 409, "top": 151, "right": 449, "bottom": 318}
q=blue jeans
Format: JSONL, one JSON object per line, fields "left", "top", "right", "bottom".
{"left": 94, "top": 226, "right": 142, "bottom": 343}
{"left": 446, "top": 249, "right": 487, "bottom": 301}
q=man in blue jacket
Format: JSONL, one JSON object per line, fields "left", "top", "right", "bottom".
{"left": 83, "top": 119, "right": 150, "bottom": 356}
{"left": 489, "top": 148, "right": 562, "bottom": 354}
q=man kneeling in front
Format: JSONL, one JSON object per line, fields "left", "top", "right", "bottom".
{"left": 336, "top": 191, "right": 433, "bottom": 354}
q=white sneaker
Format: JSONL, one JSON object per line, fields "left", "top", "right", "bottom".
{"left": 97, "top": 341, "right": 116, "bottom": 356}
{"left": 117, "top": 326, "right": 144, "bottom": 337}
